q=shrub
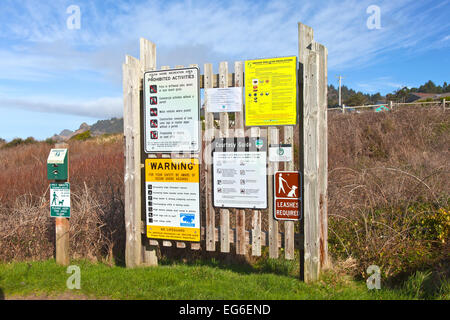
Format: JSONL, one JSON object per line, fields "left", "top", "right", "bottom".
{"left": 70, "top": 130, "right": 92, "bottom": 141}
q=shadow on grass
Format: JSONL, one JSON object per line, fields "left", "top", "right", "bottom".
{"left": 158, "top": 247, "right": 301, "bottom": 279}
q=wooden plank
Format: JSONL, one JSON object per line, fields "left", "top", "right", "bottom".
{"left": 219, "top": 61, "right": 230, "bottom": 253}
{"left": 123, "top": 55, "right": 142, "bottom": 268}
{"left": 204, "top": 63, "right": 216, "bottom": 252}
{"left": 317, "top": 43, "right": 329, "bottom": 269}
{"left": 200, "top": 73, "right": 234, "bottom": 88}
{"left": 268, "top": 127, "right": 279, "bottom": 258}
{"left": 163, "top": 241, "right": 172, "bottom": 247}
{"left": 139, "top": 38, "right": 158, "bottom": 267}
{"left": 299, "top": 22, "right": 321, "bottom": 282}
{"left": 250, "top": 127, "right": 262, "bottom": 256}
{"left": 283, "top": 126, "right": 295, "bottom": 260}
{"left": 234, "top": 61, "right": 246, "bottom": 255}
{"left": 189, "top": 63, "right": 202, "bottom": 252}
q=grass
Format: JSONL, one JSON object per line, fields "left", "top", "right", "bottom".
{"left": 0, "top": 259, "right": 416, "bottom": 300}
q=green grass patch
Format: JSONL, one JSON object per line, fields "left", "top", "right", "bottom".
{"left": 0, "top": 259, "right": 417, "bottom": 300}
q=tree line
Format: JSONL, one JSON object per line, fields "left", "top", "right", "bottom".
{"left": 328, "top": 80, "right": 450, "bottom": 107}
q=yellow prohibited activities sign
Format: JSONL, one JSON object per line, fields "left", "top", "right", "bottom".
{"left": 245, "top": 56, "right": 297, "bottom": 126}
{"left": 145, "top": 158, "right": 200, "bottom": 242}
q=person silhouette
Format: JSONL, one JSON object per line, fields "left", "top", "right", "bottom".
{"left": 278, "top": 174, "right": 289, "bottom": 195}
{"left": 51, "top": 192, "right": 58, "bottom": 206}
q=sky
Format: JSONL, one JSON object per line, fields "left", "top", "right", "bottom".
{"left": 0, "top": 0, "right": 449, "bottom": 141}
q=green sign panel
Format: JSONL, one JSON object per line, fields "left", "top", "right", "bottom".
{"left": 50, "top": 183, "right": 70, "bottom": 218}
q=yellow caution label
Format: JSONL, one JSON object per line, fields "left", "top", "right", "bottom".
{"left": 147, "top": 225, "right": 200, "bottom": 242}
{"left": 145, "top": 158, "right": 199, "bottom": 183}
{"left": 245, "top": 56, "right": 297, "bottom": 126}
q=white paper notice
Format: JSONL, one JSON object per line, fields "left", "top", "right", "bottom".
{"left": 205, "top": 87, "right": 243, "bottom": 112}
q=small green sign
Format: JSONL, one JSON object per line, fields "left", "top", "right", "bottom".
{"left": 50, "top": 183, "right": 70, "bottom": 218}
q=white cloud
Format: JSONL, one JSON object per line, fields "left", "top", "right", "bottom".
{"left": 0, "top": 96, "right": 122, "bottom": 118}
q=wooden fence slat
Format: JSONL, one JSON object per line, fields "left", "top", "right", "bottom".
{"left": 139, "top": 39, "right": 159, "bottom": 267}
{"left": 317, "top": 44, "right": 329, "bottom": 269}
{"left": 123, "top": 55, "right": 143, "bottom": 268}
{"left": 250, "top": 127, "right": 262, "bottom": 256}
{"left": 189, "top": 63, "right": 202, "bottom": 252}
{"left": 283, "top": 126, "right": 295, "bottom": 260}
{"left": 204, "top": 63, "right": 216, "bottom": 252}
{"left": 234, "top": 61, "right": 246, "bottom": 255}
{"left": 219, "top": 61, "right": 230, "bottom": 253}
{"left": 268, "top": 127, "right": 279, "bottom": 258}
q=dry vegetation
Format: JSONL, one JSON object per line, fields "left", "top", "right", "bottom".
{"left": 0, "top": 106, "right": 448, "bottom": 285}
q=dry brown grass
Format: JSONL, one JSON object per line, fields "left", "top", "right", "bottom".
{"left": 0, "top": 136, "right": 124, "bottom": 263}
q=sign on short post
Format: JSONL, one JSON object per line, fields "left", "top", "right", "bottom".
{"left": 50, "top": 182, "right": 71, "bottom": 218}
{"left": 274, "top": 171, "right": 302, "bottom": 221}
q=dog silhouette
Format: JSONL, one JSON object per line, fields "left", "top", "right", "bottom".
{"left": 287, "top": 185, "right": 298, "bottom": 198}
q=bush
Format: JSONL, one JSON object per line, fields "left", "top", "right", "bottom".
{"left": 70, "top": 130, "right": 92, "bottom": 141}
{"left": 2, "top": 137, "right": 37, "bottom": 149}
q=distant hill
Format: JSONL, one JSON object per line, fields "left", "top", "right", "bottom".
{"left": 51, "top": 118, "right": 123, "bottom": 142}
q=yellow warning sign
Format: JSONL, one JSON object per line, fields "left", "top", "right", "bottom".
{"left": 145, "top": 158, "right": 200, "bottom": 242}
{"left": 245, "top": 57, "right": 297, "bottom": 126}
{"left": 145, "top": 158, "right": 199, "bottom": 183}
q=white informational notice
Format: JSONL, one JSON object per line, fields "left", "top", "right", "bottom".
{"left": 205, "top": 87, "right": 243, "bottom": 112}
{"left": 269, "top": 144, "right": 293, "bottom": 162}
{"left": 213, "top": 152, "right": 267, "bottom": 209}
{"left": 143, "top": 67, "right": 200, "bottom": 153}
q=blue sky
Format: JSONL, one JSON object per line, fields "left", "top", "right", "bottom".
{"left": 0, "top": 0, "right": 449, "bottom": 141}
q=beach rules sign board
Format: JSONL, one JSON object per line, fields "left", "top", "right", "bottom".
{"left": 143, "top": 67, "right": 200, "bottom": 153}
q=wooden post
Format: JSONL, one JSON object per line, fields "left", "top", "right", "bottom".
{"left": 234, "top": 61, "right": 247, "bottom": 255}
{"left": 283, "top": 126, "right": 295, "bottom": 260}
{"left": 123, "top": 55, "right": 142, "bottom": 268}
{"left": 443, "top": 98, "right": 446, "bottom": 111}
{"left": 317, "top": 43, "right": 329, "bottom": 269}
{"left": 250, "top": 127, "right": 262, "bottom": 257}
{"left": 204, "top": 63, "right": 216, "bottom": 252}
{"left": 55, "top": 142, "right": 69, "bottom": 266}
{"left": 123, "top": 38, "right": 158, "bottom": 268}
{"left": 219, "top": 61, "right": 230, "bottom": 253}
{"left": 140, "top": 38, "right": 158, "bottom": 267}
{"left": 268, "top": 127, "right": 279, "bottom": 259}
{"left": 299, "top": 22, "right": 322, "bottom": 282}
{"left": 389, "top": 100, "right": 393, "bottom": 110}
